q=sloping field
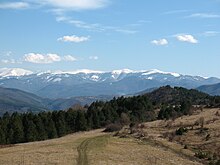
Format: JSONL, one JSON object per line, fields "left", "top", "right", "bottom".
{"left": 142, "top": 108, "right": 220, "bottom": 164}
{"left": 0, "top": 129, "right": 105, "bottom": 165}
{"left": 0, "top": 129, "right": 202, "bottom": 165}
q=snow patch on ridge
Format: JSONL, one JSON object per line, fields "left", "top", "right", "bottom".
{"left": 111, "top": 69, "right": 134, "bottom": 74}
{"left": 91, "top": 75, "right": 99, "bottom": 81}
{"left": 53, "top": 78, "right": 62, "bottom": 82}
{"left": 142, "top": 69, "right": 181, "bottom": 77}
{"left": 0, "top": 68, "right": 33, "bottom": 77}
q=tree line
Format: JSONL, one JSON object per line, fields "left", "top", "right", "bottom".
{"left": 3, "top": 85, "right": 220, "bottom": 145}
{"left": 0, "top": 92, "right": 195, "bottom": 145}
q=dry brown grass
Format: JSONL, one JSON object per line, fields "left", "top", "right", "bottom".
{"left": 143, "top": 108, "right": 220, "bottom": 163}
{"left": 89, "top": 137, "right": 201, "bottom": 165}
{"left": 0, "top": 128, "right": 202, "bottom": 165}
{"left": 0, "top": 129, "right": 105, "bottom": 165}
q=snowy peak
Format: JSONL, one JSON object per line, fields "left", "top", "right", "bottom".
{"left": 141, "top": 69, "right": 181, "bottom": 77}
{"left": 111, "top": 69, "right": 134, "bottom": 75}
{"left": 0, "top": 68, "right": 33, "bottom": 77}
{"left": 47, "top": 69, "right": 104, "bottom": 75}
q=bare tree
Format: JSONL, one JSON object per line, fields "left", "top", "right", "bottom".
{"left": 198, "top": 117, "right": 205, "bottom": 129}
{"left": 120, "top": 113, "right": 130, "bottom": 126}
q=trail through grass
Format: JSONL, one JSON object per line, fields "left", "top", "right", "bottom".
{"left": 77, "top": 135, "right": 110, "bottom": 165}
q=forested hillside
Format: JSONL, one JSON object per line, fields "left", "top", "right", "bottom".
{"left": 1, "top": 86, "right": 220, "bottom": 145}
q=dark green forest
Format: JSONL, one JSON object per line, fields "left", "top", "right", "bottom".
{"left": 1, "top": 86, "right": 220, "bottom": 145}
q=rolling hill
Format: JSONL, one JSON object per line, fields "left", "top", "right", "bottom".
{"left": 0, "top": 87, "right": 48, "bottom": 115}
{"left": 197, "top": 83, "right": 220, "bottom": 96}
{"left": 0, "top": 87, "right": 114, "bottom": 115}
{"left": 145, "top": 85, "right": 212, "bottom": 105}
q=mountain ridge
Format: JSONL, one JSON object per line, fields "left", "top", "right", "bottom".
{"left": 0, "top": 68, "right": 213, "bottom": 78}
{"left": 1, "top": 68, "right": 220, "bottom": 99}
{"left": 0, "top": 86, "right": 114, "bottom": 115}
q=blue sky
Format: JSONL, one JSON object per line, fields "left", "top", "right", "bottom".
{"left": 0, "top": 0, "right": 220, "bottom": 77}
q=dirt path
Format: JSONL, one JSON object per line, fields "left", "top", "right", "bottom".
{"left": 76, "top": 135, "right": 110, "bottom": 165}
{"left": 77, "top": 138, "right": 90, "bottom": 165}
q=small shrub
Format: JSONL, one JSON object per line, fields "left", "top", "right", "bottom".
{"left": 165, "top": 120, "right": 173, "bottom": 128}
{"left": 206, "top": 134, "right": 211, "bottom": 141}
{"left": 104, "top": 123, "right": 122, "bottom": 132}
{"left": 194, "top": 120, "right": 200, "bottom": 126}
{"left": 213, "top": 153, "right": 218, "bottom": 160}
{"left": 215, "top": 111, "right": 220, "bottom": 117}
{"left": 215, "top": 160, "right": 220, "bottom": 165}
{"left": 198, "top": 127, "right": 209, "bottom": 135}
{"left": 184, "top": 145, "right": 188, "bottom": 149}
{"left": 199, "top": 117, "right": 205, "bottom": 129}
{"left": 195, "top": 150, "right": 208, "bottom": 159}
{"left": 120, "top": 113, "right": 130, "bottom": 126}
{"left": 168, "top": 132, "right": 176, "bottom": 142}
{"left": 176, "top": 127, "right": 188, "bottom": 135}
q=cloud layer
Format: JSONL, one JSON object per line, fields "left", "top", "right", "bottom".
{"left": 57, "top": 35, "right": 90, "bottom": 43}
{"left": 0, "top": 2, "right": 29, "bottom": 9}
{"left": 24, "top": 53, "right": 78, "bottom": 64}
{"left": 89, "top": 56, "right": 98, "bottom": 60}
{"left": 0, "top": 0, "right": 109, "bottom": 10}
{"left": 26, "top": 0, "right": 109, "bottom": 10}
{"left": 187, "top": 13, "right": 220, "bottom": 18}
{"left": 63, "top": 55, "right": 77, "bottom": 61}
{"left": 24, "top": 53, "right": 61, "bottom": 64}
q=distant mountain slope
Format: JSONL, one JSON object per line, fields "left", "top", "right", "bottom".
{"left": 197, "top": 83, "right": 220, "bottom": 96}
{"left": 46, "top": 95, "right": 114, "bottom": 110}
{"left": 1, "top": 68, "right": 220, "bottom": 99}
{"left": 0, "top": 87, "right": 48, "bottom": 115}
{"left": 0, "top": 87, "right": 114, "bottom": 115}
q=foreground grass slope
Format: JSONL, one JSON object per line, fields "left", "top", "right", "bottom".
{"left": 0, "top": 130, "right": 203, "bottom": 164}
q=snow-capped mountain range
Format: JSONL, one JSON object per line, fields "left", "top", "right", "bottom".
{"left": 0, "top": 68, "right": 219, "bottom": 99}
{"left": 0, "top": 68, "right": 33, "bottom": 77}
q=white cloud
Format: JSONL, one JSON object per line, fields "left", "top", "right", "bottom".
{"left": 187, "top": 13, "right": 220, "bottom": 18}
{"left": 202, "top": 31, "right": 220, "bottom": 37}
{"left": 0, "top": 0, "right": 109, "bottom": 11}
{"left": 24, "top": 53, "right": 61, "bottom": 64}
{"left": 27, "top": 0, "right": 109, "bottom": 10}
{"left": 4, "top": 51, "right": 13, "bottom": 56}
{"left": 176, "top": 34, "right": 198, "bottom": 44}
{"left": 89, "top": 56, "right": 98, "bottom": 60}
{"left": 163, "top": 10, "right": 188, "bottom": 15}
{"left": 1, "top": 59, "right": 20, "bottom": 64}
{"left": 0, "top": 2, "right": 29, "bottom": 9}
{"left": 151, "top": 39, "right": 168, "bottom": 46}
{"left": 63, "top": 55, "right": 77, "bottom": 61}
{"left": 57, "top": 35, "right": 90, "bottom": 43}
